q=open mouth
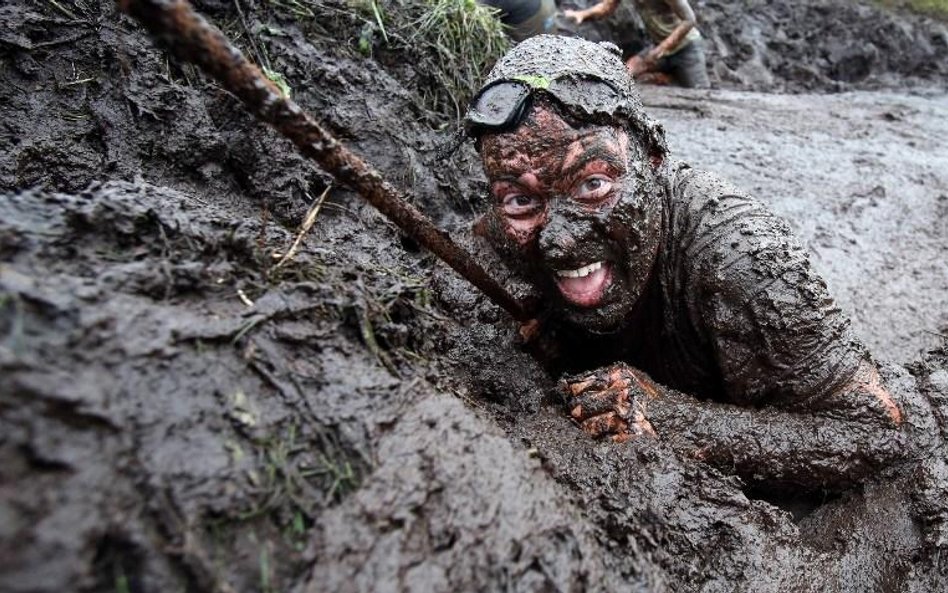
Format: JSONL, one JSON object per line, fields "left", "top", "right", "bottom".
{"left": 554, "top": 261, "right": 612, "bottom": 308}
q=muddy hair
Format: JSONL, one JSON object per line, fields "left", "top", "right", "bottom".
{"left": 463, "top": 35, "right": 668, "bottom": 166}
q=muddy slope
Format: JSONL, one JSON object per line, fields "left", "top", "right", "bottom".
{"left": 2, "top": 0, "right": 948, "bottom": 592}
{"left": 4, "top": 181, "right": 946, "bottom": 592}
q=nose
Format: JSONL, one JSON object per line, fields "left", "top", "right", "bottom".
{"left": 539, "top": 208, "right": 589, "bottom": 262}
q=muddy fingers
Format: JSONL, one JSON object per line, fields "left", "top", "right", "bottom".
{"left": 581, "top": 412, "right": 629, "bottom": 438}
{"left": 571, "top": 386, "right": 631, "bottom": 419}
{"left": 563, "top": 362, "right": 662, "bottom": 441}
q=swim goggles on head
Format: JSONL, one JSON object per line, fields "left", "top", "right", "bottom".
{"left": 464, "top": 74, "right": 628, "bottom": 139}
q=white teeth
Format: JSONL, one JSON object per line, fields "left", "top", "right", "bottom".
{"left": 556, "top": 261, "right": 604, "bottom": 279}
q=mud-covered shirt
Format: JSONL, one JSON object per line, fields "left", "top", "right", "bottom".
{"left": 557, "top": 162, "right": 865, "bottom": 408}
{"left": 646, "top": 163, "right": 865, "bottom": 406}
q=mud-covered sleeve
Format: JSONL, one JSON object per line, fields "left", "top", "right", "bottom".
{"left": 676, "top": 171, "right": 865, "bottom": 408}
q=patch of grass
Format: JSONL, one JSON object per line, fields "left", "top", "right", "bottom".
{"left": 114, "top": 568, "right": 131, "bottom": 593}
{"left": 237, "top": 422, "right": 365, "bottom": 531}
{"left": 268, "top": 0, "right": 510, "bottom": 120}
{"left": 309, "top": 453, "right": 359, "bottom": 500}
{"left": 41, "top": 0, "right": 95, "bottom": 19}
{"left": 269, "top": 0, "right": 316, "bottom": 18}
{"left": 263, "top": 66, "right": 292, "bottom": 98}
{"left": 401, "top": 0, "right": 510, "bottom": 118}
{"left": 209, "top": 424, "right": 357, "bottom": 587}
{"left": 259, "top": 544, "right": 273, "bottom": 593}
{"left": 265, "top": 257, "right": 329, "bottom": 286}
{"left": 358, "top": 303, "right": 399, "bottom": 375}
{"left": 228, "top": 0, "right": 295, "bottom": 98}
{"left": 348, "top": 261, "right": 448, "bottom": 372}
{"left": 876, "top": 0, "right": 948, "bottom": 19}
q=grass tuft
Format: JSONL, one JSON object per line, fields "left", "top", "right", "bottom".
{"left": 876, "top": 0, "right": 948, "bottom": 19}
{"left": 263, "top": 66, "right": 292, "bottom": 98}
{"left": 267, "top": 0, "right": 510, "bottom": 120}
{"left": 393, "top": 0, "right": 511, "bottom": 119}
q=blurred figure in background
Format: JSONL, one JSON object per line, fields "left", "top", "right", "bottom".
{"left": 479, "top": 0, "right": 557, "bottom": 41}
{"left": 565, "top": 0, "right": 710, "bottom": 88}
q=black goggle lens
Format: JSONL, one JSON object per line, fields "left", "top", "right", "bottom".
{"left": 466, "top": 77, "right": 625, "bottom": 137}
{"left": 467, "top": 81, "right": 532, "bottom": 131}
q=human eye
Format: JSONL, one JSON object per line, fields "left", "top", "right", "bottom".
{"left": 500, "top": 193, "right": 543, "bottom": 217}
{"left": 574, "top": 175, "right": 614, "bottom": 202}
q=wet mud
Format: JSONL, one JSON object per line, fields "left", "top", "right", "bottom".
{"left": 644, "top": 87, "right": 948, "bottom": 363}
{"left": 561, "top": 0, "right": 948, "bottom": 92}
{"left": 2, "top": 0, "right": 947, "bottom": 592}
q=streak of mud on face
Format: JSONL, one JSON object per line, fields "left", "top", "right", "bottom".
{"left": 1, "top": 0, "right": 948, "bottom": 592}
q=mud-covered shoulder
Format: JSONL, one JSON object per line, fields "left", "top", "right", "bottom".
{"left": 660, "top": 163, "right": 865, "bottom": 406}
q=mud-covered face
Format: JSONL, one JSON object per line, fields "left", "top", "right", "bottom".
{"left": 479, "top": 105, "right": 663, "bottom": 333}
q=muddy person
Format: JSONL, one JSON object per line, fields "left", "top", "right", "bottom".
{"left": 465, "top": 35, "right": 905, "bottom": 491}
{"left": 564, "top": 0, "right": 710, "bottom": 88}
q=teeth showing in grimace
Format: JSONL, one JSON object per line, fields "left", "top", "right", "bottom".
{"left": 556, "top": 261, "right": 604, "bottom": 279}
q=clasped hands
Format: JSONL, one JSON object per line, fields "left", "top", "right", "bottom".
{"left": 561, "top": 362, "right": 660, "bottom": 442}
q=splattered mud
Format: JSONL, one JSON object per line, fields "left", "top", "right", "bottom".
{"left": 1, "top": 1, "right": 947, "bottom": 592}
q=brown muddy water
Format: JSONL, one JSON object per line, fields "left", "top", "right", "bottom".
{"left": 1, "top": 0, "right": 947, "bottom": 592}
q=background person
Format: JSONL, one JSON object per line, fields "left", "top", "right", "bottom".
{"left": 564, "top": 0, "right": 710, "bottom": 88}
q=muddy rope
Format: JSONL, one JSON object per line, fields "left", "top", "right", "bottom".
{"left": 117, "top": 0, "right": 533, "bottom": 323}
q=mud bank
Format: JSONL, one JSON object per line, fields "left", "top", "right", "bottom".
{"left": 2, "top": 0, "right": 948, "bottom": 591}
{"left": 3, "top": 180, "right": 946, "bottom": 592}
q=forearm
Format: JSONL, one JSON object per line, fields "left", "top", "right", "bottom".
{"left": 647, "top": 389, "right": 906, "bottom": 492}
{"left": 563, "top": 361, "right": 905, "bottom": 491}
{"left": 573, "top": 0, "right": 620, "bottom": 21}
{"left": 654, "top": 21, "right": 693, "bottom": 57}
{"left": 652, "top": 0, "right": 696, "bottom": 58}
